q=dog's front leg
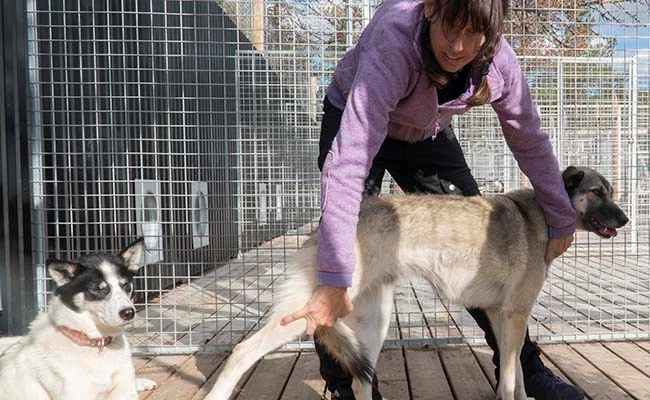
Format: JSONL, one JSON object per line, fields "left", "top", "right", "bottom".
{"left": 136, "top": 377, "right": 158, "bottom": 391}
{"left": 106, "top": 388, "right": 139, "bottom": 400}
{"left": 59, "top": 386, "right": 105, "bottom": 400}
{"left": 105, "top": 366, "right": 140, "bottom": 400}
{"left": 487, "top": 308, "right": 528, "bottom": 400}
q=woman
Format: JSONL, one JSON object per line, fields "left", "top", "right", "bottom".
{"left": 282, "top": 0, "right": 584, "bottom": 399}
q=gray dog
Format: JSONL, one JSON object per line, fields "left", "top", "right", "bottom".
{"left": 207, "top": 166, "right": 628, "bottom": 400}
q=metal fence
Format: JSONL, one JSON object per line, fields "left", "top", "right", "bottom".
{"left": 22, "top": 0, "right": 650, "bottom": 352}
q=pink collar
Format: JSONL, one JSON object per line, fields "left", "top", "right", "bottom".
{"left": 57, "top": 325, "right": 113, "bottom": 351}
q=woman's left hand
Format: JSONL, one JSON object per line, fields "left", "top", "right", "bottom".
{"left": 545, "top": 235, "right": 574, "bottom": 265}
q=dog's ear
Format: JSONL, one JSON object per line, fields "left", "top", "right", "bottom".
{"left": 120, "top": 238, "right": 145, "bottom": 272}
{"left": 562, "top": 166, "right": 585, "bottom": 192}
{"left": 47, "top": 260, "right": 82, "bottom": 287}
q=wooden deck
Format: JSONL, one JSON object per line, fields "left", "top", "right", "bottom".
{"left": 134, "top": 340, "right": 650, "bottom": 399}
{"left": 126, "top": 225, "right": 650, "bottom": 399}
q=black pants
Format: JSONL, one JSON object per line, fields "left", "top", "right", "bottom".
{"left": 316, "top": 96, "right": 545, "bottom": 392}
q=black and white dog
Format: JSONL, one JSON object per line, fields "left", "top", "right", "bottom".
{"left": 0, "top": 238, "right": 156, "bottom": 399}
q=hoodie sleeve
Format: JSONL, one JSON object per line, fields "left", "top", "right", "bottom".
{"left": 490, "top": 37, "right": 576, "bottom": 238}
{"left": 317, "top": 29, "right": 418, "bottom": 287}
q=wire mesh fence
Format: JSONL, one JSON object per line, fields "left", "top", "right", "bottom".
{"left": 25, "top": 0, "right": 649, "bottom": 352}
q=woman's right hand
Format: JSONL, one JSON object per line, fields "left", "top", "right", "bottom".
{"left": 280, "top": 285, "right": 353, "bottom": 335}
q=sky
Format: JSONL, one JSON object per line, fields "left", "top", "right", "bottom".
{"left": 592, "top": 1, "right": 649, "bottom": 80}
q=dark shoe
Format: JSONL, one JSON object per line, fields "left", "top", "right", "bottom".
{"left": 328, "top": 386, "right": 355, "bottom": 400}
{"left": 327, "top": 374, "right": 382, "bottom": 400}
{"left": 524, "top": 367, "right": 585, "bottom": 400}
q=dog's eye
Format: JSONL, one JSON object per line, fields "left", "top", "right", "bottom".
{"left": 122, "top": 282, "right": 133, "bottom": 293}
{"left": 591, "top": 188, "right": 603, "bottom": 197}
{"left": 88, "top": 283, "right": 110, "bottom": 298}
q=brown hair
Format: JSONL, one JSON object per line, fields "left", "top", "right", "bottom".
{"left": 422, "top": 0, "right": 509, "bottom": 106}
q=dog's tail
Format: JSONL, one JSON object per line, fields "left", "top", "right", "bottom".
{"left": 277, "top": 245, "right": 373, "bottom": 382}
{"left": 282, "top": 244, "right": 373, "bottom": 383}
{"left": 206, "top": 244, "right": 374, "bottom": 399}
{"left": 315, "top": 322, "right": 374, "bottom": 383}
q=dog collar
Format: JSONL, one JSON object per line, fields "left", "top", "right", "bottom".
{"left": 56, "top": 325, "right": 114, "bottom": 351}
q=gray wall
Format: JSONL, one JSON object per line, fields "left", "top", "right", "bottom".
{"left": 0, "top": 0, "right": 37, "bottom": 335}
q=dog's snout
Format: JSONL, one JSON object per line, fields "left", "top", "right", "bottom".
{"left": 613, "top": 204, "right": 630, "bottom": 227}
{"left": 119, "top": 308, "right": 135, "bottom": 321}
{"left": 619, "top": 212, "right": 629, "bottom": 227}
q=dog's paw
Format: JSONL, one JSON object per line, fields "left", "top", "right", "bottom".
{"left": 136, "top": 377, "right": 157, "bottom": 392}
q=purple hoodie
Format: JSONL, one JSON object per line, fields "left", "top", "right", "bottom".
{"left": 318, "top": 0, "right": 576, "bottom": 287}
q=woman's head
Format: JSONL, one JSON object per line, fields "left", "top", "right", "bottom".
{"left": 422, "top": 0, "right": 509, "bottom": 105}
{"left": 425, "top": 0, "right": 508, "bottom": 72}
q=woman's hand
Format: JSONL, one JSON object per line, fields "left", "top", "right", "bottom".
{"left": 545, "top": 235, "right": 574, "bottom": 265}
{"left": 280, "top": 285, "right": 353, "bottom": 335}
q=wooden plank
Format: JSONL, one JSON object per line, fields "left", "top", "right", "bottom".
{"left": 138, "top": 355, "right": 194, "bottom": 400}
{"left": 191, "top": 352, "right": 254, "bottom": 400}
{"left": 194, "top": 313, "right": 296, "bottom": 400}
{"left": 404, "top": 346, "right": 454, "bottom": 400}
{"left": 376, "top": 348, "right": 410, "bottom": 400}
{"left": 439, "top": 345, "right": 494, "bottom": 400}
{"left": 280, "top": 351, "right": 325, "bottom": 400}
{"left": 539, "top": 353, "right": 571, "bottom": 383}
{"left": 146, "top": 353, "right": 223, "bottom": 400}
{"left": 541, "top": 343, "right": 633, "bottom": 400}
{"left": 236, "top": 352, "right": 298, "bottom": 400}
{"left": 133, "top": 341, "right": 650, "bottom": 400}
{"left": 571, "top": 342, "right": 650, "bottom": 399}
{"left": 471, "top": 345, "right": 573, "bottom": 392}
{"left": 470, "top": 345, "right": 497, "bottom": 389}
{"left": 603, "top": 341, "right": 650, "bottom": 375}
{"left": 635, "top": 340, "right": 650, "bottom": 353}
{"left": 133, "top": 354, "right": 155, "bottom": 371}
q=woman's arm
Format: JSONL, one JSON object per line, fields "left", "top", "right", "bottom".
{"left": 490, "top": 38, "right": 575, "bottom": 262}
{"left": 490, "top": 37, "right": 576, "bottom": 238}
{"left": 317, "top": 27, "right": 419, "bottom": 288}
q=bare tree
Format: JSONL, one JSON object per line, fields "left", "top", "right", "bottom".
{"left": 508, "top": 0, "right": 617, "bottom": 57}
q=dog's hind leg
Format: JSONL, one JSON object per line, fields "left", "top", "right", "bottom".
{"left": 486, "top": 308, "right": 528, "bottom": 400}
{"left": 204, "top": 315, "right": 307, "bottom": 400}
{"left": 350, "top": 283, "right": 393, "bottom": 400}
{"left": 205, "top": 250, "right": 317, "bottom": 400}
